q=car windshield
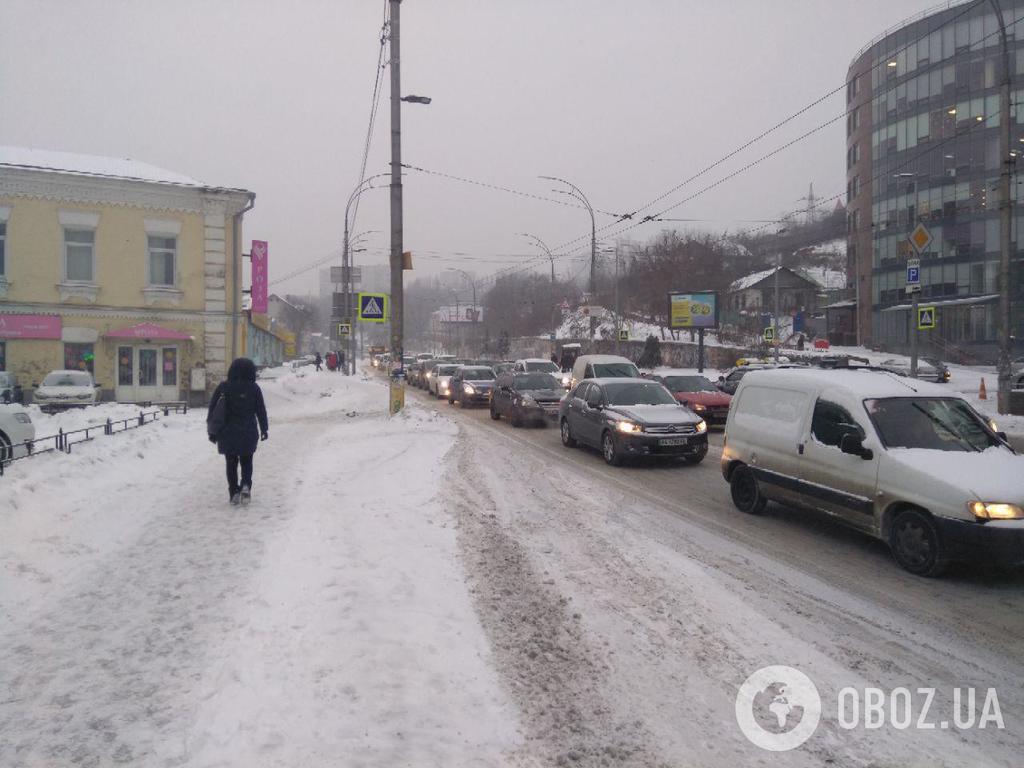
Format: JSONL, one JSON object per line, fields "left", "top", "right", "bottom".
{"left": 460, "top": 368, "right": 494, "bottom": 380}
{"left": 865, "top": 397, "right": 1000, "bottom": 452}
{"left": 42, "top": 372, "right": 92, "bottom": 387}
{"left": 515, "top": 373, "right": 560, "bottom": 390}
{"left": 525, "top": 361, "right": 558, "bottom": 372}
{"left": 592, "top": 362, "right": 640, "bottom": 378}
{"left": 663, "top": 375, "right": 716, "bottom": 392}
{"left": 603, "top": 382, "right": 677, "bottom": 406}
{"left": 437, "top": 365, "right": 460, "bottom": 375}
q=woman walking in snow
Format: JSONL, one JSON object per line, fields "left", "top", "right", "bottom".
{"left": 207, "top": 357, "right": 269, "bottom": 505}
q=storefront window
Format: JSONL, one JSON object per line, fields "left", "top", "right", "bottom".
{"left": 64, "top": 342, "right": 94, "bottom": 374}
{"left": 0, "top": 341, "right": 6, "bottom": 371}
{"left": 139, "top": 349, "right": 157, "bottom": 386}
{"left": 118, "top": 346, "right": 133, "bottom": 386}
{"left": 162, "top": 347, "right": 177, "bottom": 387}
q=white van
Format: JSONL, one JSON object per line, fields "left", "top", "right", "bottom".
{"left": 570, "top": 354, "right": 640, "bottom": 388}
{"left": 721, "top": 367, "right": 1024, "bottom": 576}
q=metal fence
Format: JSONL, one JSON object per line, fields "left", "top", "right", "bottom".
{"left": 0, "top": 403, "right": 189, "bottom": 477}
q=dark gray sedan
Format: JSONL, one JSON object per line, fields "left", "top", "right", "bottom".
{"left": 558, "top": 378, "right": 708, "bottom": 466}
{"left": 490, "top": 372, "right": 565, "bottom": 426}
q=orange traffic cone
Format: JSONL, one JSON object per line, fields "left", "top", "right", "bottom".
{"left": 979, "top": 378, "right": 988, "bottom": 400}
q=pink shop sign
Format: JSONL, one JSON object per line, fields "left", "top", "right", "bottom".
{"left": 0, "top": 314, "right": 62, "bottom": 339}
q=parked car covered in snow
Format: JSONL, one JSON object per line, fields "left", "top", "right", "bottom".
{"left": 878, "top": 357, "right": 950, "bottom": 383}
{"left": 0, "top": 371, "right": 24, "bottom": 404}
{"left": 31, "top": 370, "right": 99, "bottom": 410}
{"left": 722, "top": 367, "right": 1023, "bottom": 576}
{"left": 0, "top": 403, "right": 35, "bottom": 461}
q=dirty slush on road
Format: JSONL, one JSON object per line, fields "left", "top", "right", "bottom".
{"left": 445, "top": 440, "right": 662, "bottom": 767}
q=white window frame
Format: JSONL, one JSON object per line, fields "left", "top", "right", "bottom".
{"left": 143, "top": 219, "right": 182, "bottom": 290}
{"left": 147, "top": 234, "right": 177, "bottom": 287}
{"left": 58, "top": 211, "right": 100, "bottom": 285}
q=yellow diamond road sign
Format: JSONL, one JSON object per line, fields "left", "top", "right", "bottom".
{"left": 909, "top": 222, "right": 932, "bottom": 254}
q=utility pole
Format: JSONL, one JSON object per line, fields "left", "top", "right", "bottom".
{"left": 994, "top": 1, "right": 1014, "bottom": 414}
{"left": 614, "top": 243, "right": 621, "bottom": 355}
{"left": 388, "top": 0, "right": 405, "bottom": 411}
{"left": 773, "top": 253, "right": 781, "bottom": 363}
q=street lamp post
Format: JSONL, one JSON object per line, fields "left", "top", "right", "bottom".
{"left": 520, "top": 233, "right": 560, "bottom": 350}
{"left": 388, "top": 0, "right": 430, "bottom": 413}
{"left": 541, "top": 175, "right": 597, "bottom": 338}
{"left": 344, "top": 176, "right": 387, "bottom": 375}
{"left": 992, "top": 1, "right": 1015, "bottom": 414}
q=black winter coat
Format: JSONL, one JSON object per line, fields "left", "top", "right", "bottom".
{"left": 208, "top": 380, "right": 268, "bottom": 456}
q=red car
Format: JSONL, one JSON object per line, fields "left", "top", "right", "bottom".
{"left": 648, "top": 371, "right": 732, "bottom": 426}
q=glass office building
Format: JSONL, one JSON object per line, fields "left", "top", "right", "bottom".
{"left": 847, "top": 0, "right": 1024, "bottom": 358}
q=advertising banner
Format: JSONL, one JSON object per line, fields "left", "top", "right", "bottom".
{"left": 251, "top": 240, "right": 268, "bottom": 314}
{"left": 0, "top": 314, "right": 62, "bottom": 339}
{"left": 668, "top": 292, "right": 719, "bottom": 330}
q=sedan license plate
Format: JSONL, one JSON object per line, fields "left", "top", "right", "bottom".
{"left": 659, "top": 437, "right": 689, "bottom": 446}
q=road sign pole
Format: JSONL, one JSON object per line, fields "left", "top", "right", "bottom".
{"left": 698, "top": 327, "right": 705, "bottom": 373}
{"left": 910, "top": 291, "right": 919, "bottom": 378}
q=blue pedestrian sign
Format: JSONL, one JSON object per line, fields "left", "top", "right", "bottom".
{"left": 906, "top": 258, "right": 921, "bottom": 294}
{"left": 358, "top": 292, "right": 388, "bottom": 323}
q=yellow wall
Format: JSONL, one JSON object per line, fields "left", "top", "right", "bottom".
{"left": 0, "top": 196, "right": 207, "bottom": 309}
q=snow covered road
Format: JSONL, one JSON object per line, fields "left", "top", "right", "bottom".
{"left": 2, "top": 367, "right": 1022, "bottom": 767}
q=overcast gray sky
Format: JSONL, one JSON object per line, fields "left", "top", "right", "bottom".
{"left": 0, "top": 0, "right": 936, "bottom": 295}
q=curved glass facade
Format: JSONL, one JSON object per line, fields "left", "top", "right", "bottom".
{"left": 847, "top": 0, "right": 1024, "bottom": 357}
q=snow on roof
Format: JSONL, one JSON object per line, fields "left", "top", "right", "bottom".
{"left": 799, "top": 266, "right": 847, "bottom": 290}
{"left": 729, "top": 266, "right": 780, "bottom": 292}
{"left": 0, "top": 145, "right": 208, "bottom": 188}
{"left": 742, "top": 367, "right": 955, "bottom": 399}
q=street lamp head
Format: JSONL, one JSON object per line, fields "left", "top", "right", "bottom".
{"left": 401, "top": 95, "right": 432, "bottom": 104}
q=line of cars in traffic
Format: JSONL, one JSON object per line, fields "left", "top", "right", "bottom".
{"left": 399, "top": 351, "right": 1024, "bottom": 577}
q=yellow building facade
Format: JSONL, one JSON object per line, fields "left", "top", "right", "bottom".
{"left": 0, "top": 147, "right": 254, "bottom": 402}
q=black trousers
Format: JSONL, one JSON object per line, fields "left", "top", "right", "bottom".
{"left": 225, "top": 454, "right": 254, "bottom": 497}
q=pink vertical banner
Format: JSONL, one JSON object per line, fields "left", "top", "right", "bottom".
{"left": 251, "top": 240, "right": 268, "bottom": 314}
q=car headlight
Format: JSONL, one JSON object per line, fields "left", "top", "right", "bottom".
{"left": 14, "top": 413, "right": 31, "bottom": 424}
{"left": 616, "top": 420, "right": 641, "bottom": 433}
{"left": 520, "top": 395, "right": 537, "bottom": 407}
{"left": 691, "top": 403, "right": 707, "bottom": 412}
{"left": 426, "top": 372, "right": 433, "bottom": 379}
{"left": 561, "top": 374, "right": 570, "bottom": 386}
{"left": 464, "top": 384, "right": 476, "bottom": 394}
{"left": 696, "top": 420, "right": 708, "bottom": 434}
{"left": 969, "top": 501, "right": 1024, "bottom": 520}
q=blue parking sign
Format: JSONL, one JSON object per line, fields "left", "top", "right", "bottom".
{"left": 907, "top": 265, "right": 920, "bottom": 284}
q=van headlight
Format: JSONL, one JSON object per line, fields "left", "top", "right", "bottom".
{"left": 695, "top": 420, "right": 708, "bottom": 434}
{"left": 969, "top": 501, "right": 1024, "bottom": 520}
{"left": 464, "top": 384, "right": 476, "bottom": 394}
{"left": 616, "top": 420, "right": 641, "bottom": 433}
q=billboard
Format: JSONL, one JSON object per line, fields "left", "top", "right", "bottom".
{"left": 668, "top": 292, "right": 718, "bottom": 329}
{"left": 251, "top": 240, "right": 268, "bottom": 314}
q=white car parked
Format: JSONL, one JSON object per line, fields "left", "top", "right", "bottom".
{"left": 32, "top": 370, "right": 99, "bottom": 409}
{"left": 721, "top": 367, "right": 1024, "bottom": 577}
{"left": 0, "top": 403, "right": 35, "bottom": 461}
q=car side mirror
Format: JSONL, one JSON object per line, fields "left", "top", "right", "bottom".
{"left": 840, "top": 433, "right": 873, "bottom": 460}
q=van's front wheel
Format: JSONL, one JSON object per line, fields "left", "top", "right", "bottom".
{"left": 729, "top": 465, "right": 766, "bottom": 514}
{"left": 890, "top": 508, "right": 947, "bottom": 577}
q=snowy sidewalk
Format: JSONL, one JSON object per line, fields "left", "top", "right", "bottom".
{"left": 0, "top": 370, "right": 521, "bottom": 767}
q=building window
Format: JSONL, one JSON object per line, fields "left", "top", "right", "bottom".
{"left": 0, "top": 341, "right": 5, "bottom": 371}
{"left": 148, "top": 235, "right": 176, "bottom": 286}
{"left": 162, "top": 347, "right": 178, "bottom": 387}
{"left": 64, "top": 342, "right": 94, "bottom": 374}
{"left": 64, "top": 229, "right": 95, "bottom": 282}
{"left": 0, "top": 220, "right": 6, "bottom": 277}
{"left": 118, "top": 346, "right": 133, "bottom": 386}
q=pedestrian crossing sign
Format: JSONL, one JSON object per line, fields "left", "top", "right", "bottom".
{"left": 618, "top": 329, "right": 629, "bottom": 341}
{"left": 763, "top": 326, "right": 775, "bottom": 342}
{"left": 918, "top": 305, "right": 936, "bottom": 330}
{"left": 358, "top": 292, "right": 388, "bottom": 323}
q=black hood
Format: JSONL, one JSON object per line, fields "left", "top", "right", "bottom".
{"left": 227, "top": 357, "right": 257, "bottom": 383}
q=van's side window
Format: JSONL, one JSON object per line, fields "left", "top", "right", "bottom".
{"left": 811, "top": 399, "right": 865, "bottom": 448}
{"left": 585, "top": 364, "right": 595, "bottom": 379}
